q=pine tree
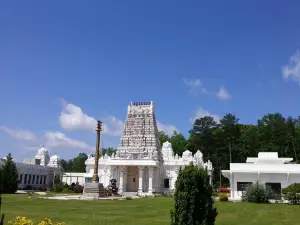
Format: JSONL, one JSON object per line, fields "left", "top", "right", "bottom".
{"left": 1, "top": 153, "right": 19, "bottom": 194}
{"left": 170, "top": 163, "right": 217, "bottom": 225}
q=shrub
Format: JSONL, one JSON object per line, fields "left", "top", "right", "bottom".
{"left": 242, "top": 182, "right": 274, "bottom": 203}
{"left": 52, "top": 183, "right": 64, "bottom": 193}
{"left": 62, "top": 187, "right": 74, "bottom": 194}
{"left": 125, "top": 197, "right": 132, "bottom": 200}
{"left": 38, "top": 187, "right": 47, "bottom": 192}
{"left": 8, "top": 216, "right": 66, "bottom": 225}
{"left": 72, "top": 184, "right": 83, "bottom": 193}
{"left": 170, "top": 163, "right": 217, "bottom": 225}
{"left": 219, "top": 193, "right": 228, "bottom": 202}
{"left": 282, "top": 183, "right": 300, "bottom": 204}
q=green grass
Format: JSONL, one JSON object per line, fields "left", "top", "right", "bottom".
{"left": 2, "top": 194, "right": 300, "bottom": 225}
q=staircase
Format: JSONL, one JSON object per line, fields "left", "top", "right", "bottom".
{"left": 83, "top": 183, "right": 106, "bottom": 198}
{"left": 123, "top": 192, "right": 138, "bottom": 197}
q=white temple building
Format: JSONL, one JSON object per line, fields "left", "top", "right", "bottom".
{"left": 0, "top": 146, "right": 62, "bottom": 190}
{"left": 222, "top": 152, "right": 300, "bottom": 201}
{"left": 84, "top": 101, "right": 213, "bottom": 196}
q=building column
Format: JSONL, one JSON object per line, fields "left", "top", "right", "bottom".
{"left": 138, "top": 166, "right": 144, "bottom": 193}
{"left": 209, "top": 171, "right": 213, "bottom": 187}
{"left": 230, "top": 172, "right": 234, "bottom": 199}
{"left": 148, "top": 167, "right": 154, "bottom": 193}
{"left": 119, "top": 167, "right": 124, "bottom": 194}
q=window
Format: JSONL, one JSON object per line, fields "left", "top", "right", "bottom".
{"left": 266, "top": 183, "right": 281, "bottom": 195}
{"left": 40, "top": 175, "right": 43, "bottom": 184}
{"left": 164, "top": 179, "right": 170, "bottom": 188}
{"left": 237, "top": 182, "right": 252, "bottom": 191}
{"left": 19, "top": 174, "right": 23, "bottom": 184}
{"left": 43, "top": 176, "right": 46, "bottom": 185}
{"left": 32, "top": 175, "right": 35, "bottom": 184}
{"left": 28, "top": 175, "right": 32, "bottom": 184}
{"left": 24, "top": 174, "right": 28, "bottom": 184}
{"left": 36, "top": 175, "right": 39, "bottom": 184}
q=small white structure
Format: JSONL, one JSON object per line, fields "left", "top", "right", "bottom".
{"left": 62, "top": 172, "right": 85, "bottom": 186}
{"left": 84, "top": 101, "right": 213, "bottom": 196}
{"left": 0, "top": 146, "right": 63, "bottom": 190}
{"left": 222, "top": 152, "right": 300, "bottom": 201}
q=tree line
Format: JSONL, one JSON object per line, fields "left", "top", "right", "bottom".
{"left": 160, "top": 113, "right": 300, "bottom": 187}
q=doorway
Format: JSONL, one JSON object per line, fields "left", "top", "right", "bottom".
{"left": 126, "top": 166, "right": 138, "bottom": 192}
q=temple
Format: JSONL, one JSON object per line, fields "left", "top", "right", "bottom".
{"left": 84, "top": 101, "right": 213, "bottom": 196}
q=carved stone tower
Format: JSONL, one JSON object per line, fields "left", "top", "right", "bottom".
{"left": 116, "top": 101, "right": 162, "bottom": 162}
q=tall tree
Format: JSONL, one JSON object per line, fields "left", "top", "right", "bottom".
{"left": 220, "top": 113, "right": 240, "bottom": 164}
{"left": 71, "top": 153, "right": 88, "bottom": 172}
{"left": 159, "top": 130, "right": 170, "bottom": 145}
{"left": 169, "top": 131, "right": 187, "bottom": 156}
{"left": 1, "top": 153, "right": 19, "bottom": 194}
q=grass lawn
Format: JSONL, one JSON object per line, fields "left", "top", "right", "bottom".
{"left": 2, "top": 194, "right": 300, "bottom": 225}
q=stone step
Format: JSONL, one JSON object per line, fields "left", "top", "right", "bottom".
{"left": 123, "top": 192, "right": 138, "bottom": 197}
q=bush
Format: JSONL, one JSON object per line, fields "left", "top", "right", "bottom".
{"left": 242, "top": 182, "right": 274, "bottom": 203}
{"left": 71, "top": 184, "right": 83, "bottom": 193}
{"left": 38, "top": 187, "right": 47, "bottom": 192}
{"left": 125, "top": 197, "right": 132, "bottom": 200}
{"left": 8, "top": 216, "right": 66, "bottom": 225}
{"left": 52, "top": 183, "right": 64, "bottom": 193}
{"left": 282, "top": 183, "right": 300, "bottom": 204}
{"left": 219, "top": 193, "right": 228, "bottom": 202}
{"left": 170, "top": 163, "right": 217, "bottom": 225}
{"left": 62, "top": 187, "right": 74, "bottom": 194}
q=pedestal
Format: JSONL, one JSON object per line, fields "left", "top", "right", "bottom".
{"left": 83, "top": 182, "right": 106, "bottom": 198}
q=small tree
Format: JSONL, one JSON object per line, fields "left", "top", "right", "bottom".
{"left": 1, "top": 153, "right": 19, "bottom": 194}
{"left": 170, "top": 163, "right": 217, "bottom": 225}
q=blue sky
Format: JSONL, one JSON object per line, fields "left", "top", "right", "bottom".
{"left": 1, "top": 1, "right": 300, "bottom": 161}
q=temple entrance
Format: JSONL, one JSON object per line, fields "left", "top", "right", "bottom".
{"left": 126, "top": 166, "right": 138, "bottom": 192}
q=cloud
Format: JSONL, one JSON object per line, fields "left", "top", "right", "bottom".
{"left": 43, "top": 131, "right": 94, "bottom": 151}
{"left": 60, "top": 100, "right": 124, "bottom": 136}
{"left": 60, "top": 102, "right": 97, "bottom": 130}
{"left": 183, "top": 78, "right": 207, "bottom": 95}
{"left": 282, "top": 50, "right": 300, "bottom": 84}
{"left": 0, "top": 126, "right": 37, "bottom": 141}
{"left": 216, "top": 87, "right": 231, "bottom": 100}
{"left": 189, "top": 107, "right": 220, "bottom": 123}
{"left": 157, "top": 121, "right": 178, "bottom": 136}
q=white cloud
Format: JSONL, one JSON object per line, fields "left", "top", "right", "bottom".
{"left": 216, "top": 87, "right": 231, "bottom": 100}
{"left": 60, "top": 100, "right": 124, "bottom": 136}
{"left": 157, "top": 121, "right": 178, "bottom": 136}
{"left": 60, "top": 102, "right": 97, "bottom": 130}
{"left": 0, "top": 126, "right": 37, "bottom": 141}
{"left": 282, "top": 50, "right": 300, "bottom": 84}
{"left": 183, "top": 78, "right": 207, "bottom": 95}
{"left": 44, "top": 131, "right": 94, "bottom": 151}
{"left": 189, "top": 107, "right": 220, "bottom": 124}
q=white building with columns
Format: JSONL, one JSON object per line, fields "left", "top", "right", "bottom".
{"left": 222, "top": 152, "right": 300, "bottom": 201}
{"left": 84, "top": 101, "right": 213, "bottom": 196}
{"left": 1, "top": 146, "right": 62, "bottom": 190}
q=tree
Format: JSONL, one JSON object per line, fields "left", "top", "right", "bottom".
{"left": 169, "top": 131, "right": 187, "bottom": 156}
{"left": 159, "top": 130, "right": 170, "bottom": 145}
{"left": 102, "top": 147, "right": 117, "bottom": 156}
{"left": 220, "top": 113, "right": 240, "bottom": 164}
{"left": 1, "top": 153, "right": 19, "bottom": 194}
{"left": 71, "top": 153, "right": 88, "bottom": 172}
{"left": 170, "top": 163, "right": 217, "bottom": 225}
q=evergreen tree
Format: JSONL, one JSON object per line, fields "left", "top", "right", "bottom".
{"left": 170, "top": 163, "right": 217, "bottom": 225}
{"left": 1, "top": 153, "right": 19, "bottom": 194}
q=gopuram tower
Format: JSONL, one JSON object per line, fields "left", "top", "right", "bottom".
{"left": 116, "top": 101, "right": 162, "bottom": 163}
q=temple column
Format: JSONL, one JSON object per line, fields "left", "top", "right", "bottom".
{"left": 230, "top": 172, "right": 234, "bottom": 199}
{"left": 138, "top": 166, "right": 144, "bottom": 193}
{"left": 119, "top": 166, "right": 124, "bottom": 194}
{"left": 209, "top": 172, "right": 213, "bottom": 186}
{"left": 148, "top": 167, "right": 154, "bottom": 193}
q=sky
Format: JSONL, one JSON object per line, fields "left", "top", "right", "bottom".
{"left": 1, "top": 1, "right": 300, "bottom": 161}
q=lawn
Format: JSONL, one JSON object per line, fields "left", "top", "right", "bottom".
{"left": 2, "top": 194, "right": 300, "bottom": 225}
